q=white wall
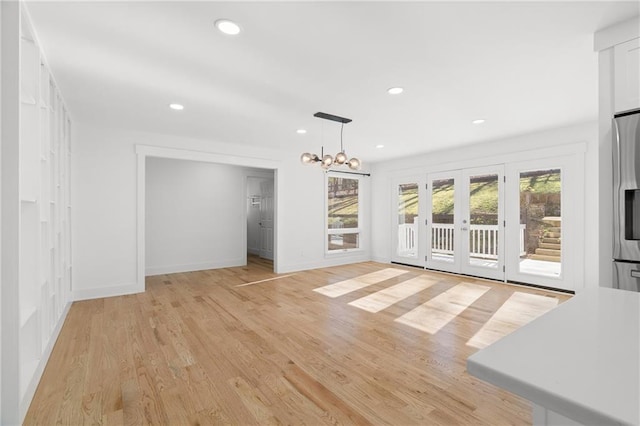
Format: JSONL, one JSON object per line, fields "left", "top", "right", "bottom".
{"left": 2, "top": 3, "right": 23, "bottom": 422}
{"left": 371, "top": 121, "right": 600, "bottom": 289}
{"left": 72, "top": 122, "right": 371, "bottom": 300}
{"left": 146, "top": 158, "right": 249, "bottom": 275}
{"left": 0, "top": 1, "right": 4, "bottom": 420}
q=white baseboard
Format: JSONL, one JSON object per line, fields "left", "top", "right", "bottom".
{"left": 19, "top": 301, "right": 72, "bottom": 422}
{"left": 247, "top": 248, "right": 260, "bottom": 255}
{"left": 371, "top": 255, "right": 392, "bottom": 264}
{"left": 145, "top": 258, "right": 245, "bottom": 277}
{"left": 277, "top": 254, "right": 371, "bottom": 274}
{"left": 72, "top": 282, "right": 144, "bottom": 301}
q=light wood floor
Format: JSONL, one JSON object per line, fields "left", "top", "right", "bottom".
{"left": 25, "top": 257, "right": 570, "bottom": 425}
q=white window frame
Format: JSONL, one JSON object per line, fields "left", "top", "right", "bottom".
{"left": 325, "top": 172, "right": 363, "bottom": 254}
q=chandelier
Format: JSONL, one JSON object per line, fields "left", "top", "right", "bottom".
{"left": 300, "top": 112, "right": 361, "bottom": 170}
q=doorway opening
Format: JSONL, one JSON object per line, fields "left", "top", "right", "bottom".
{"left": 136, "top": 145, "right": 279, "bottom": 290}
{"left": 246, "top": 174, "right": 275, "bottom": 263}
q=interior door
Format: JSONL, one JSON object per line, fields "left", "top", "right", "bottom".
{"left": 459, "top": 166, "right": 505, "bottom": 280}
{"left": 259, "top": 179, "right": 274, "bottom": 260}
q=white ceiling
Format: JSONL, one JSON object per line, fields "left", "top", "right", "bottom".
{"left": 26, "top": 1, "right": 639, "bottom": 162}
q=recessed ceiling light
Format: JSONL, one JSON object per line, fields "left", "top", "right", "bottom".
{"left": 376, "top": 144, "right": 385, "bottom": 149}
{"left": 472, "top": 119, "right": 486, "bottom": 124}
{"left": 387, "top": 87, "right": 404, "bottom": 95}
{"left": 296, "top": 129, "right": 307, "bottom": 134}
{"left": 215, "top": 19, "right": 241, "bottom": 35}
{"left": 169, "top": 103, "right": 184, "bottom": 111}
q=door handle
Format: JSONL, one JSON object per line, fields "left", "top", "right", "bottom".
{"left": 631, "top": 270, "right": 640, "bottom": 279}
{"left": 461, "top": 227, "right": 468, "bottom": 231}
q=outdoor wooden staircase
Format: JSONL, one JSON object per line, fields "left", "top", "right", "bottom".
{"left": 530, "top": 217, "right": 561, "bottom": 262}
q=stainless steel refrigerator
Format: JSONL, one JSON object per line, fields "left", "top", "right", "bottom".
{"left": 613, "top": 109, "right": 640, "bottom": 292}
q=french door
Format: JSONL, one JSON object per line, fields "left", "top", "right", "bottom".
{"left": 392, "top": 178, "right": 424, "bottom": 267}
{"left": 392, "top": 156, "right": 578, "bottom": 290}
{"left": 505, "top": 158, "right": 573, "bottom": 291}
{"left": 426, "top": 165, "right": 505, "bottom": 280}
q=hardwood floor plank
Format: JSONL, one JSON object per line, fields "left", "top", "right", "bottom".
{"left": 25, "top": 256, "right": 570, "bottom": 425}
{"left": 348, "top": 275, "right": 436, "bottom": 313}
{"left": 313, "top": 268, "right": 409, "bottom": 298}
{"left": 467, "top": 291, "right": 560, "bottom": 348}
{"left": 228, "top": 375, "right": 281, "bottom": 425}
{"left": 283, "top": 362, "right": 374, "bottom": 425}
{"left": 395, "top": 282, "right": 491, "bottom": 334}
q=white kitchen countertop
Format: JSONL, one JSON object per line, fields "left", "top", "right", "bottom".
{"left": 467, "top": 287, "right": 639, "bottom": 426}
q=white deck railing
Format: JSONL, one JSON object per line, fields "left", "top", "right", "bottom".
{"left": 398, "top": 222, "right": 526, "bottom": 258}
{"left": 398, "top": 223, "right": 417, "bottom": 256}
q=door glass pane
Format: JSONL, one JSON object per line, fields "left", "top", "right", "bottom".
{"left": 431, "top": 178, "right": 455, "bottom": 262}
{"left": 519, "top": 169, "right": 561, "bottom": 277}
{"left": 468, "top": 174, "right": 499, "bottom": 269}
{"left": 397, "top": 183, "right": 418, "bottom": 258}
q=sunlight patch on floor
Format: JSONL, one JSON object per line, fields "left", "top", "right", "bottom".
{"left": 467, "top": 292, "right": 559, "bottom": 349}
{"left": 235, "top": 274, "right": 297, "bottom": 287}
{"left": 313, "top": 268, "right": 408, "bottom": 298}
{"left": 348, "top": 275, "right": 436, "bottom": 313}
{"left": 395, "top": 282, "right": 490, "bottom": 334}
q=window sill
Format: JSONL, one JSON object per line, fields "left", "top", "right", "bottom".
{"left": 326, "top": 248, "right": 364, "bottom": 256}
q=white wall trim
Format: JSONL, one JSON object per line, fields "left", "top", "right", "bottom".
{"left": 136, "top": 145, "right": 281, "bottom": 291}
{"left": 19, "top": 301, "right": 72, "bottom": 420}
{"left": 377, "top": 141, "right": 588, "bottom": 179}
{"left": 278, "top": 253, "right": 371, "bottom": 274}
{"left": 371, "top": 255, "right": 392, "bottom": 264}
{"left": 146, "top": 259, "right": 245, "bottom": 277}
{"left": 594, "top": 17, "right": 640, "bottom": 52}
{"left": 135, "top": 145, "right": 280, "bottom": 169}
{"left": 73, "top": 282, "right": 143, "bottom": 302}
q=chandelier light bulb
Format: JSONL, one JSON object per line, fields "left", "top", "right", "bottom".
{"left": 348, "top": 157, "right": 361, "bottom": 170}
{"left": 334, "top": 151, "right": 347, "bottom": 165}
{"left": 322, "top": 154, "right": 334, "bottom": 168}
{"left": 300, "top": 152, "right": 315, "bottom": 164}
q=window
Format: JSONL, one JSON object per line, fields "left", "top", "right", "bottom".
{"left": 327, "top": 175, "right": 361, "bottom": 251}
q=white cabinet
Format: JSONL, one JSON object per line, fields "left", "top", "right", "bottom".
{"left": 15, "top": 8, "right": 73, "bottom": 418}
{"left": 614, "top": 38, "right": 640, "bottom": 113}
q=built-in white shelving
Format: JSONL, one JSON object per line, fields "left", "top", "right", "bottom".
{"left": 15, "top": 6, "right": 73, "bottom": 416}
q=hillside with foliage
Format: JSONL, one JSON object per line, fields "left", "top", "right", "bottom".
{"left": 399, "top": 170, "right": 561, "bottom": 220}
